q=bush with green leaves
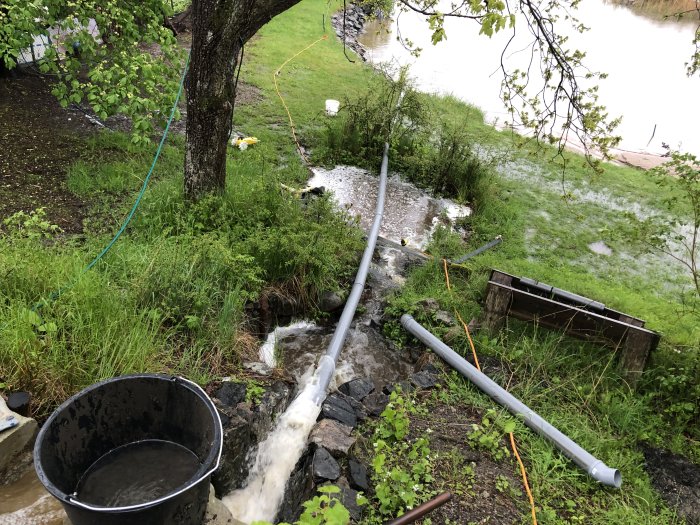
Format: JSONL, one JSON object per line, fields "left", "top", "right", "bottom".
{"left": 2, "top": 208, "right": 62, "bottom": 240}
{"left": 318, "top": 67, "right": 492, "bottom": 206}
{"left": 363, "top": 390, "right": 435, "bottom": 521}
{"left": 1, "top": 0, "right": 183, "bottom": 143}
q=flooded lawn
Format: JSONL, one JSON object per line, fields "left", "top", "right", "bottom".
{"left": 308, "top": 165, "right": 470, "bottom": 249}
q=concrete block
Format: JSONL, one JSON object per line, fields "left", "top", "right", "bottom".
{"left": 0, "top": 407, "right": 38, "bottom": 479}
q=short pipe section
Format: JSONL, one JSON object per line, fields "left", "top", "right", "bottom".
{"left": 400, "top": 314, "right": 622, "bottom": 488}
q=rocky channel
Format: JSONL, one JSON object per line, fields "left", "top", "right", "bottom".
{"left": 211, "top": 366, "right": 441, "bottom": 524}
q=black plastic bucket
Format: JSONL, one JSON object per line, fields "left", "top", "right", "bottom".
{"left": 34, "top": 374, "right": 222, "bottom": 525}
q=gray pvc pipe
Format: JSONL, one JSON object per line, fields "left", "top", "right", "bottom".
{"left": 400, "top": 314, "right": 622, "bottom": 488}
{"left": 453, "top": 236, "right": 503, "bottom": 264}
{"left": 312, "top": 142, "right": 390, "bottom": 404}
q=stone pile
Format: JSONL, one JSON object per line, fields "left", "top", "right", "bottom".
{"left": 278, "top": 367, "right": 440, "bottom": 523}
{"left": 331, "top": 4, "right": 371, "bottom": 61}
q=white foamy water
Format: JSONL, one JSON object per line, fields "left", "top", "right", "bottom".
{"left": 223, "top": 381, "right": 322, "bottom": 523}
{"left": 259, "top": 320, "right": 317, "bottom": 367}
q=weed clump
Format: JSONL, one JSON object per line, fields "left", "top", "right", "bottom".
{"left": 318, "top": 66, "right": 493, "bottom": 207}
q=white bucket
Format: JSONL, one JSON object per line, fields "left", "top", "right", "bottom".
{"left": 325, "top": 99, "right": 340, "bottom": 116}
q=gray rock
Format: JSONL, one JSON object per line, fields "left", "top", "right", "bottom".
{"left": 204, "top": 485, "right": 244, "bottom": 525}
{"left": 313, "top": 447, "right": 341, "bottom": 481}
{"left": 339, "top": 392, "right": 369, "bottom": 421}
{"left": 419, "top": 298, "right": 440, "bottom": 312}
{"left": 348, "top": 459, "right": 370, "bottom": 492}
{"left": 318, "top": 291, "right": 345, "bottom": 313}
{"left": 338, "top": 378, "right": 375, "bottom": 401}
{"left": 215, "top": 381, "right": 246, "bottom": 407}
{"left": 435, "top": 310, "right": 456, "bottom": 326}
{"left": 310, "top": 419, "right": 356, "bottom": 458}
{"left": 363, "top": 391, "right": 389, "bottom": 417}
{"left": 321, "top": 393, "right": 357, "bottom": 428}
{"left": 411, "top": 370, "right": 438, "bottom": 390}
{"left": 243, "top": 361, "right": 273, "bottom": 376}
{"left": 213, "top": 380, "right": 293, "bottom": 496}
{"left": 0, "top": 405, "right": 37, "bottom": 480}
{"left": 336, "top": 478, "right": 364, "bottom": 521}
{"left": 252, "top": 380, "right": 293, "bottom": 438}
{"left": 383, "top": 380, "right": 414, "bottom": 395}
{"left": 420, "top": 362, "right": 441, "bottom": 376}
{"left": 277, "top": 449, "right": 314, "bottom": 523}
{"left": 211, "top": 411, "right": 253, "bottom": 496}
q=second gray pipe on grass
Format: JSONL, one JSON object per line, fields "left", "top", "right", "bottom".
{"left": 401, "top": 314, "right": 622, "bottom": 488}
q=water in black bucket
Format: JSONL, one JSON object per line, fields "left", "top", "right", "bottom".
{"left": 74, "top": 440, "right": 201, "bottom": 507}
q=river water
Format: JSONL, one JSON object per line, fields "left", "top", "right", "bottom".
{"left": 359, "top": 0, "right": 700, "bottom": 155}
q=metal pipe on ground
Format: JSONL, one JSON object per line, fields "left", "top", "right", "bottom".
{"left": 312, "top": 142, "right": 390, "bottom": 403}
{"left": 384, "top": 492, "right": 452, "bottom": 525}
{"left": 400, "top": 314, "right": 622, "bottom": 488}
{"left": 452, "top": 236, "right": 502, "bottom": 264}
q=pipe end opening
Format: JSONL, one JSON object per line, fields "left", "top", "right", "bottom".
{"left": 612, "top": 469, "right": 622, "bottom": 489}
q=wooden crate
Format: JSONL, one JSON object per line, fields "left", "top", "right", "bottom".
{"left": 483, "top": 270, "right": 660, "bottom": 386}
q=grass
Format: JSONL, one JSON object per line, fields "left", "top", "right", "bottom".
{"left": 0, "top": 0, "right": 373, "bottom": 417}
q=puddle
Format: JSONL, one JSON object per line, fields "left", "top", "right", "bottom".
{"left": 0, "top": 467, "right": 65, "bottom": 525}
{"left": 308, "top": 165, "right": 470, "bottom": 249}
{"left": 589, "top": 240, "right": 613, "bottom": 256}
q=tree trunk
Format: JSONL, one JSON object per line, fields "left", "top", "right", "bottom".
{"left": 185, "top": 0, "right": 302, "bottom": 200}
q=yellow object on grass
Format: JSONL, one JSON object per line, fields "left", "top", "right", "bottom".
{"left": 232, "top": 136, "right": 259, "bottom": 150}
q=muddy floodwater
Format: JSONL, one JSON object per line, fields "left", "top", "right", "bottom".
{"left": 0, "top": 467, "right": 65, "bottom": 525}
{"left": 256, "top": 164, "right": 473, "bottom": 388}
{"left": 308, "top": 165, "right": 470, "bottom": 249}
{"left": 359, "top": 0, "right": 700, "bottom": 155}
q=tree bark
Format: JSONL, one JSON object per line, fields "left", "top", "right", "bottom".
{"left": 185, "top": 0, "right": 302, "bottom": 200}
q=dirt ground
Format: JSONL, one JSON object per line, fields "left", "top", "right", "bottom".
{"left": 0, "top": 63, "right": 262, "bottom": 236}
{"left": 643, "top": 445, "right": 700, "bottom": 525}
{"left": 408, "top": 394, "right": 525, "bottom": 525}
{"left": 0, "top": 72, "right": 93, "bottom": 233}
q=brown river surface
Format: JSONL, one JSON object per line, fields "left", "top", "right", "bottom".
{"left": 359, "top": 0, "right": 700, "bottom": 156}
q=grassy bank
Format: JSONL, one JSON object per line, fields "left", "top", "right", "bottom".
{"left": 0, "top": 1, "right": 375, "bottom": 416}
{"left": 609, "top": 0, "right": 700, "bottom": 20}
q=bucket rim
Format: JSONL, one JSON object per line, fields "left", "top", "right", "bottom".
{"left": 34, "top": 373, "right": 223, "bottom": 514}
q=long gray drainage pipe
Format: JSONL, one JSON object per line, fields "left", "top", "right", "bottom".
{"left": 311, "top": 142, "right": 390, "bottom": 403}
{"left": 400, "top": 314, "right": 622, "bottom": 488}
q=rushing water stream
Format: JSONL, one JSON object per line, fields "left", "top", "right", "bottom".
{"left": 359, "top": 0, "right": 700, "bottom": 155}
{"left": 222, "top": 167, "right": 470, "bottom": 522}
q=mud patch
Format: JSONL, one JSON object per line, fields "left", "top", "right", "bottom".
{"left": 643, "top": 445, "right": 700, "bottom": 525}
{"left": 0, "top": 73, "right": 90, "bottom": 233}
{"left": 407, "top": 399, "right": 526, "bottom": 524}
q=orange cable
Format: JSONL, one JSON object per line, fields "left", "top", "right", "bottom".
{"left": 509, "top": 432, "right": 538, "bottom": 525}
{"left": 441, "top": 263, "right": 535, "bottom": 525}
{"left": 442, "top": 258, "right": 452, "bottom": 290}
{"left": 442, "top": 259, "right": 481, "bottom": 371}
{"left": 273, "top": 34, "right": 328, "bottom": 164}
